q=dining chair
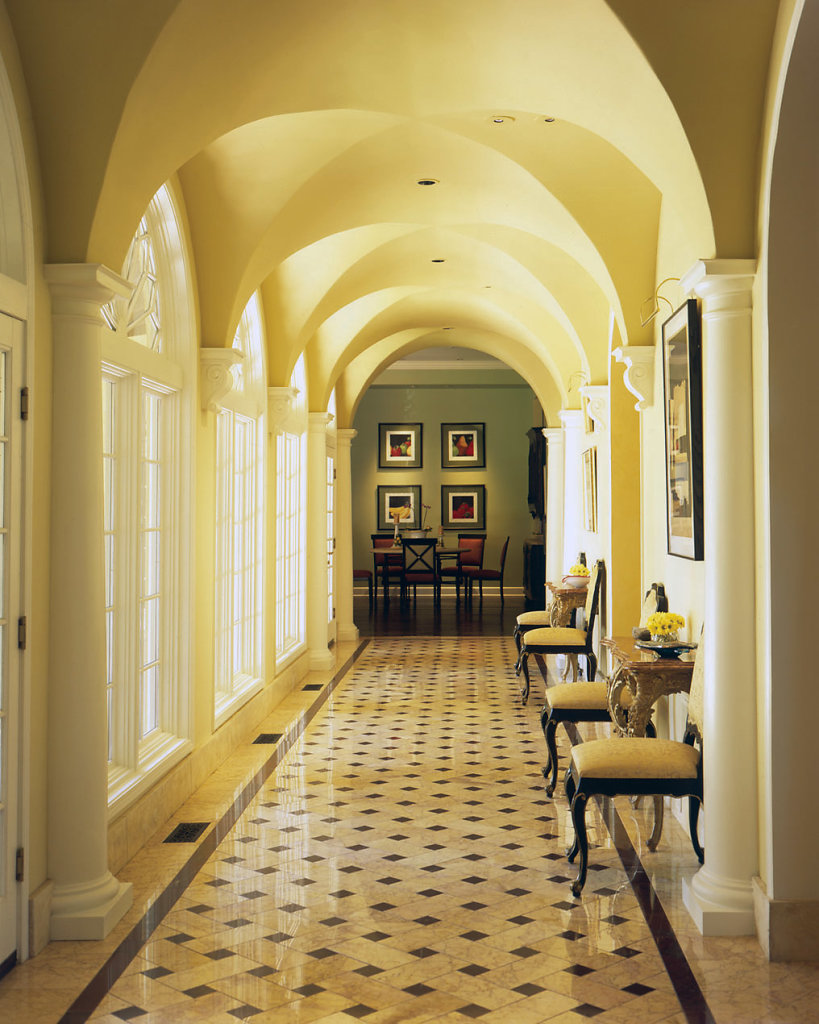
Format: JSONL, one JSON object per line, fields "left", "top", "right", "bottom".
{"left": 400, "top": 538, "right": 440, "bottom": 604}
{"left": 353, "top": 567, "right": 373, "bottom": 609}
{"left": 516, "top": 560, "right": 605, "bottom": 705}
{"left": 539, "top": 582, "right": 667, "bottom": 796}
{"left": 438, "top": 534, "right": 485, "bottom": 600}
{"left": 371, "top": 533, "right": 402, "bottom": 604}
{"left": 564, "top": 630, "right": 705, "bottom": 896}
{"left": 462, "top": 536, "right": 509, "bottom": 604}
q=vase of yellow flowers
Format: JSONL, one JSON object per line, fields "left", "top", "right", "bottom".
{"left": 646, "top": 611, "right": 686, "bottom": 644}
{"left": 562, "top": 563, "right": 591, "bottom": 589}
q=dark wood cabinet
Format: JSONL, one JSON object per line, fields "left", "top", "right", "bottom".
{"left": 523, "top": 536, "right": 546, "bottom": 606}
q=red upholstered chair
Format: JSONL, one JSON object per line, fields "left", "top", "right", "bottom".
{"left": 400, "top": 538, "right": 440, "bottom": 604}
{"left": 462, "top": 536, "right": 509, "bottom": 604}
{"left": 438, "top": 534, "right": 485, "bottom": 600}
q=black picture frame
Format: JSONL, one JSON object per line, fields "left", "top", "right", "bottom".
{"left": 440, "top": 422, "right": 486, "bottom": 468}
{"left": 441, "top": 484, "right": 486, "bottom": 530}
{"left": 662, "top": 298, "right": 704, "bottom": 560}
{"left": 376, "top": 485, "right": 422, "bottom": 531}
{"left": 378, "top": 422, "right": 423, "bottom": 469}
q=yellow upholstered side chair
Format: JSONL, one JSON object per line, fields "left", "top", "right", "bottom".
{"left": 516, "top": 560, "right": 605, "bottom": 705}
{"left": 563, "top": 631, "right": 705, "bottom": 896}
{"left": 539, "top": 582, "right": 667, "bottom": 796}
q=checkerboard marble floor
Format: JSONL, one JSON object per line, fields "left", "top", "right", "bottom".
{"left": 3, "top": 637, "right": 818, "bottom": 1023}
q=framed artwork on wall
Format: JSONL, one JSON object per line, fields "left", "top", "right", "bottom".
{"left": 662, "top": 298, "right": 704, "bottom": 560}
{"left": 582, "top": 447, "right": 598, "bottom": 533}
{"left": 376, "top": 485, "right": 422, "bottom": 531}
{"left": 441, "top": 484, "right": 486, "bottom": 530}
{"left": 440, "top": 423, "right": 486, "bottom": 468}
{"left": 378, "top": 422, "right": 422, "bottom": 469}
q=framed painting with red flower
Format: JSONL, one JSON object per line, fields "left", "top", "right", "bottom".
{"left": 378, "top": 422, "right": 422, "bottom": 469}
{"left": 440, "top": 422, "right": 485, "bottom": 468}
{"left": 441, "top": 485, "right": 486, "bottom": 530}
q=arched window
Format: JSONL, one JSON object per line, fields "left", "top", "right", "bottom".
{"left": 102, "top": 182, "right": 195, "bottom": 810}
{"left": 214, "top": 294, "right": 267, "bottom": 723}
{"left": 276, "top": 355, "right": 307, "bottom": 664}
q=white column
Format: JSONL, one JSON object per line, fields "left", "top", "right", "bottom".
{"left": 306, "top": 413, "right": 334, "bottom": 669}
{"left": 335, "top": 429, "right": 359, "bottom": 643}
{"left": 559, "top": 409, "right": 585, "bottom": 573}
{"left": 542, "top": 428, "right": 564, "bottom": 589}
{"left": 680, "top": 258, "right": 758, "bottom": 936}
{"left": 45, "top": 264, "right": 133, "bottom": 939}
{"left": 266, "top": 387, "right": 297, "bottom": 677}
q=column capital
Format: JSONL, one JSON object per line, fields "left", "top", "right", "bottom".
{"left": 680, "top": 259, "right": 757, "bottom": 305}
{"left": 337, "top": 428, "right": 358, "bottom": 448}
{"left": 200, "top": 348, "right": 242, "bottom": 413}
{"left": 45, "top": 263, "right": 131, "bottom": 323}
{"left": 579, "top": 384, "right": 609, "bottom": 433}
{"left": 308, "top": 411, "right": 334, "bottom": 434}
{"left": 541, "top": 427, "right": 563, "bottom": 445}
{"left": 612, "top": 346, "right": 655, "bottom": 411}
{"left": 559, "top": 408, "right": 584, "bottom": 431}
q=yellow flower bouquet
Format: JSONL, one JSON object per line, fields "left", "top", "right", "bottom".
{"left": 567, "top": 563, "right": 590, "bottom": 577}
{"left": 646, "top": 611, "right": 685, "bottom": 640}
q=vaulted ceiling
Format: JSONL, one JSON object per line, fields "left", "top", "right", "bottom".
{"left": 5, "top": 0, "right": 779, "bottom": 420}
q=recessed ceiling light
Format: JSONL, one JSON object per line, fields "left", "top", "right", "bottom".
{"left": 543, "top": 116, "right": 556, "bottom": 123}
{"left": 491, "top": 115, "right": 515, "bottom": 124}
{"left": 417, "top": 178, "right": 439, "bottom": 186}
{"left": 431, "top": 258, "right": 446, "bottom": 263}
{"left": 442, "top": 326, "right": 453, "bottom": 330}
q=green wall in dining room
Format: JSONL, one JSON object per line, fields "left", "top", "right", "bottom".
{"left": 350, "top": 367, "right": 544, "bottom": 596}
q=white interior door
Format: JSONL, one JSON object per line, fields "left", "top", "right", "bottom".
{"left": 0, "top": 312, "right": 22, "bottom": 970}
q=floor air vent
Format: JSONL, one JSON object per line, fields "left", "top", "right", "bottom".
{"left": 164, "top": 822, "right": 209, "bottom": 844}
{"left": 253, "top": 732, "right": 283, "bottom": 744}
{"left": 303, "top": 684, "right": 322, "bottom": 691}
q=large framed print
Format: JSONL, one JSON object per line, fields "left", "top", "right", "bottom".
{"left": 441, "top": 423, "right": 485, "bottom": 468}
{"left": 378, "top": 422, "right": 422, "bottom": 469}
{"left": 662, "top": 299, "right": 704, "bottom": 560}
{"left": 582, "top": 447, "right": 598, "bottom": 533}
{"left": 376, "top": 485, "right": 422, "bottom": 531}
{"left": 441, "top": 484, "right": 486, "bottom": 530}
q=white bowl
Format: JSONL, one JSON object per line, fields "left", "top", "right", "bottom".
{"left": 563, "top": 575, "right": 589, "bottom": 589}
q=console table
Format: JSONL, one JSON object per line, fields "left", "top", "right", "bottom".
{"left": 601, "top": 635, "right": 695, "bottom": 737}
{"left": 546, "top": 581, "right": 588, "bottom": 680}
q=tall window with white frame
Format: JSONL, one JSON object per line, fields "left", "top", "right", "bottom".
{"left": 102, "top": 184, "right": 195, "bottom": 811}
{"left": 213, "top": 294, "right": 267, "bottom": 724}
{"left": 275, "top": 355, "right": 307, "bottom": 665}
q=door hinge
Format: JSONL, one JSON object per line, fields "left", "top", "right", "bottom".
{"left": 15, "top": 848, "right": 24, "bottom": 883}
{"left": 17, "top": 616, "right": 26, "bottom": 650}
{"left": 20, "top": 387, "right": 29, "bottom": 421}
{"left": 333, "top": 468, "right": 337, "bottom": 480}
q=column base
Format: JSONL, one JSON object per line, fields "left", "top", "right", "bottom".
{"left": 50, "top": 871, "right": 133, "bottom": 941}
{"left": 683, "top": 866, "right": 755, "bottom": 936}
{"left": 308, "top": 648, "right": 335, "bottom": 671}
{"left": 337, "top": 623, "right": 360, "bottom": 643}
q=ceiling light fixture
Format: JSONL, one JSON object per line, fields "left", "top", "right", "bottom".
{"left": 417, "top": 178, "right": 439, "bottom": 186}
{"left": 431, "top": 258, "right": 446, "bottom": 263}
{"left": 491, "top": 115, "right": 515, "bottom": 124}
{"left": 543, "top": 116, "right": 556, "bottom": 123}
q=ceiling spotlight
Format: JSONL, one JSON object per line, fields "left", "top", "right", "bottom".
{"left": 442, "top": 326, "right": 453, "bottom": 330}
{"left": 543, "top": 116, "right": 556, "bottom": 123}
{"left": 431, "top": 258, "right": 446, "bottom": 263}
{"left": 416, "top": 178, "right": 439, "bottom": 186}
{"left": 491, "top": 115, "right": 515, "bottom": 124}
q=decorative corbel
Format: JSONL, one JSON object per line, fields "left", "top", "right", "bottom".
{"left": 267, "top": 385, "right": 299, "bottom": 434}
{"left": 612, "top": 346, "right": 655, "bottom": 411}
{"left": 200, "top": 349, "right": 243, "bottom": 412}
{"left": 578, "top": 384, "right": 610, "bottom": 433}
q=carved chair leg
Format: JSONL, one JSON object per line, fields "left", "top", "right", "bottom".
{"left": 519, "top": 652, "right": 531, "bottom": 706}
{"left": 541, "top": 717, "right": 560, "bottom": 797}
{"left": 569, "top": 791, "right": 589, "bottom": 895}
{"left": 689, "top": 796, "right": 704, "bottom": 863}
{"left": 648, "top": 795, "right": 664, "bottom": 851}
{"left": 564, "top": 771, "right": 579, "bottom": 860}
{"left": 586, "top": 651, "right": 597, "bottom": 681}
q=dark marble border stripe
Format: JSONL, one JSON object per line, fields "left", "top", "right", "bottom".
{"left": 59, "top": 640, "right": 370, "bottom": 1024}
{"left": 558, "top": 714, "right": 716, "bottom": 1024}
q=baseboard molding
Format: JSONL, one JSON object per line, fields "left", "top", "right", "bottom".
{"left": 107, "top": 652, "right": 309, "bottom": 875}
{"left": 753, "top": 876, "right": 819, "bottom": 961}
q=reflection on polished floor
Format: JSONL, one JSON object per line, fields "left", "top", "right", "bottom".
{"left": 2, "top": 615, "right": 817, "bottom": 1023}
